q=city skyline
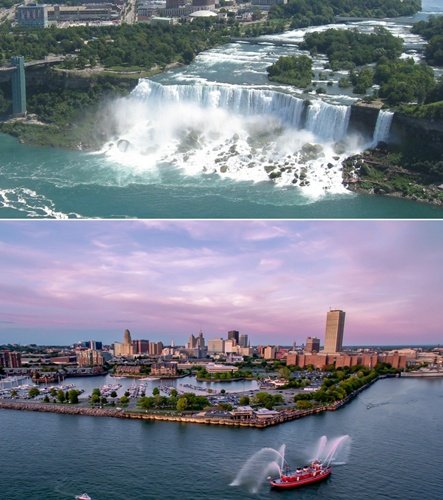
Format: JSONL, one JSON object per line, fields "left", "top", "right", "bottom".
{"left": 0, "top": 220, "right": 441, "bottom": 345}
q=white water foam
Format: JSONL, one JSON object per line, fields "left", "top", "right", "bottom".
{"left": 0, "top": 188, "right": 79, "bottom": 218}
{"left": 102, "top": 80, "right": 361, "bottom": 198}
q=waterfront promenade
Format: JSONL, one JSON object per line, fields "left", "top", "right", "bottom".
{"left": 0, "top": 377, "right": 378, "bottom": 428}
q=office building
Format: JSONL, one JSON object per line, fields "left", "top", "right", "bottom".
{"left": 239, "top": 334, "right": 249, "bottom": 348}
{"left": 305, "top": 336, "right": 320, "bottom": 354}
{"left": 133, "top": 339, "right": 150, "bottom": 355}
{"left": 227, "top": 330, "right": 239, "bottom": 344}
{"left": 16, "top": 4, "right": 48, "bottom": 28}
{"left": 0, "top": 350, "right": 22, "bottom": 368}
{"left": 207, "top": 338, "right": 225, "bottom": 354}
{"left": 114, "top": 329, "right": 134, "bottom": 357}
{"left": 323, "top": 309, "right": 346, "bottom": 353}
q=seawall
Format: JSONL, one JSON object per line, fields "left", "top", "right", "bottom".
{"left": 0, "top": 376, "right": 384, "bottom": 428}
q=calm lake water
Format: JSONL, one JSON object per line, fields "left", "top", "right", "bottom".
{"left": 0, "top": 377, "right": 441, "bottom": 499}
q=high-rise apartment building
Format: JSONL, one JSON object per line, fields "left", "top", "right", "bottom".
{"left": 323, "top": 310, "right": 346, "bottom": 353}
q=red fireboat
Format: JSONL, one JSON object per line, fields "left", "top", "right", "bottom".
{"left": 269, "top": 460, "right": 332, "bottom": 489}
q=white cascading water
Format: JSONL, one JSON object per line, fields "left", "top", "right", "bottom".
{"left": 372, "top": 109, "right": 394, "bottom": 145}
{"left": 102, "top": 80, "right": 359, "bottom": 198}
{"left": 304, "top": 99, "right": 351, "bottom": 142}
{"left": 131, "top": 80, "right": 306, "bottom": 128}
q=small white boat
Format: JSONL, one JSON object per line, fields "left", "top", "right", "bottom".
{"left": 75, "top": 494, "right": 92, "bottom": 500}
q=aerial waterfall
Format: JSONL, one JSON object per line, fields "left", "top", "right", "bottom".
{"left": 103, "top": 80, "right": 360, "bottom": 197}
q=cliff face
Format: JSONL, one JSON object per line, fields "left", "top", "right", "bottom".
{"left": 349, "top": 102, "right": 443, "bottom": 158}
{"left": 349, "top": 104, "right": 380, "bottom": 141}
{"left": 390, "top": 113, "right": 443, "bottom": 159}
{"left": 24, "top": 66, "right": 138, "bottom": 91}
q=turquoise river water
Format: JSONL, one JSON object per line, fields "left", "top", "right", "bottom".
{"left": 0, "top": 377, "right": 441, "bottom": 499}
{"left": 0, "top": 1, "right": 442, "bottom": 218}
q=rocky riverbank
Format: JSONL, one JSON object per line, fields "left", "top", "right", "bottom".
{"left": 342, "top": 147, "right": 443, "bottom": 206}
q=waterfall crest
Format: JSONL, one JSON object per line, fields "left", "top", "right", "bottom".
{"left": 132, "top": 79, "right": 350, "bottom": 139}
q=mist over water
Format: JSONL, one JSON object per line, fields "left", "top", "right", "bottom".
{"left": 102, "top": 80, "right": 367, "bottom": 199}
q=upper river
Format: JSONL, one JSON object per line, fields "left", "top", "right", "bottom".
{"left": 0, "top": 0, "right": 442, "bottom": 218}
{"left": 0, "top": 376, "right": 441, "bottom": 499}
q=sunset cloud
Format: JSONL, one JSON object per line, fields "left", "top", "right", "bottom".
{"left": 0, "top": 221, "right": 441, "bottom": 346}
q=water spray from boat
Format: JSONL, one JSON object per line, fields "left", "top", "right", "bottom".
{"left": 230, "top": 435, "right": 350, "bottom": 492}
{"left": 229, "top": 445, "right": 286, "bottom": 493}
{"left": 312, "top": 435, "right": 352, "bottom": 465}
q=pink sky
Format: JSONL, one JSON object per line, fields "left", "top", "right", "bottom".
{"left": 0, "top": 220, "right": 441, "bottom": 346}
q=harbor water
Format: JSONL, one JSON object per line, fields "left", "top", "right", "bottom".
{"left": 0, "top": 377, "right": 441, "bottom": 499}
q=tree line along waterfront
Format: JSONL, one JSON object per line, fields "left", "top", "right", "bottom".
{"left": 0, "top": 362, "right": 401, "bottom": 426}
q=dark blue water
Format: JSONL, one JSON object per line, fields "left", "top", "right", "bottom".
{"left": 1, "top": 377, "right": 441, "bottom": 499}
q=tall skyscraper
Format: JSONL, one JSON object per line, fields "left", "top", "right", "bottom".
{"left": 323, "top": 310, "right": 346, "bottom": 353}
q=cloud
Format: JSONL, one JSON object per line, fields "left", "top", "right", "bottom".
{"left": 0, "top": 220, "right": 441, "bottom": 345}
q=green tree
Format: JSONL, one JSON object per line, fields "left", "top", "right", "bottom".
{"left": 267, "top": 55, "right": 313, "bottom": 88}
{"left": 57, "top": 389, "right": 66, "bottom": 403}
{"left": 68, "top": 389, "right": 79, "bottom": 404}
{"left": 239, "top": 395, "right": 250, "bottom": 405}
{"left": 279, "top": 366, "right": 292, "bottom": 380}
{"left": 28, "top": 387, "right": 40, "bottom": 398}
{"left": 176, "top": 396, "right": 188, "bottom": 412}
{"left": 120, "top": 395, "right": 129, "bottom": 407}
{"left": 296, "top": 400, "right": 313, "bottom": 410}
{"left": 152, "top": 387, "right": 160, "bottom": 396}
